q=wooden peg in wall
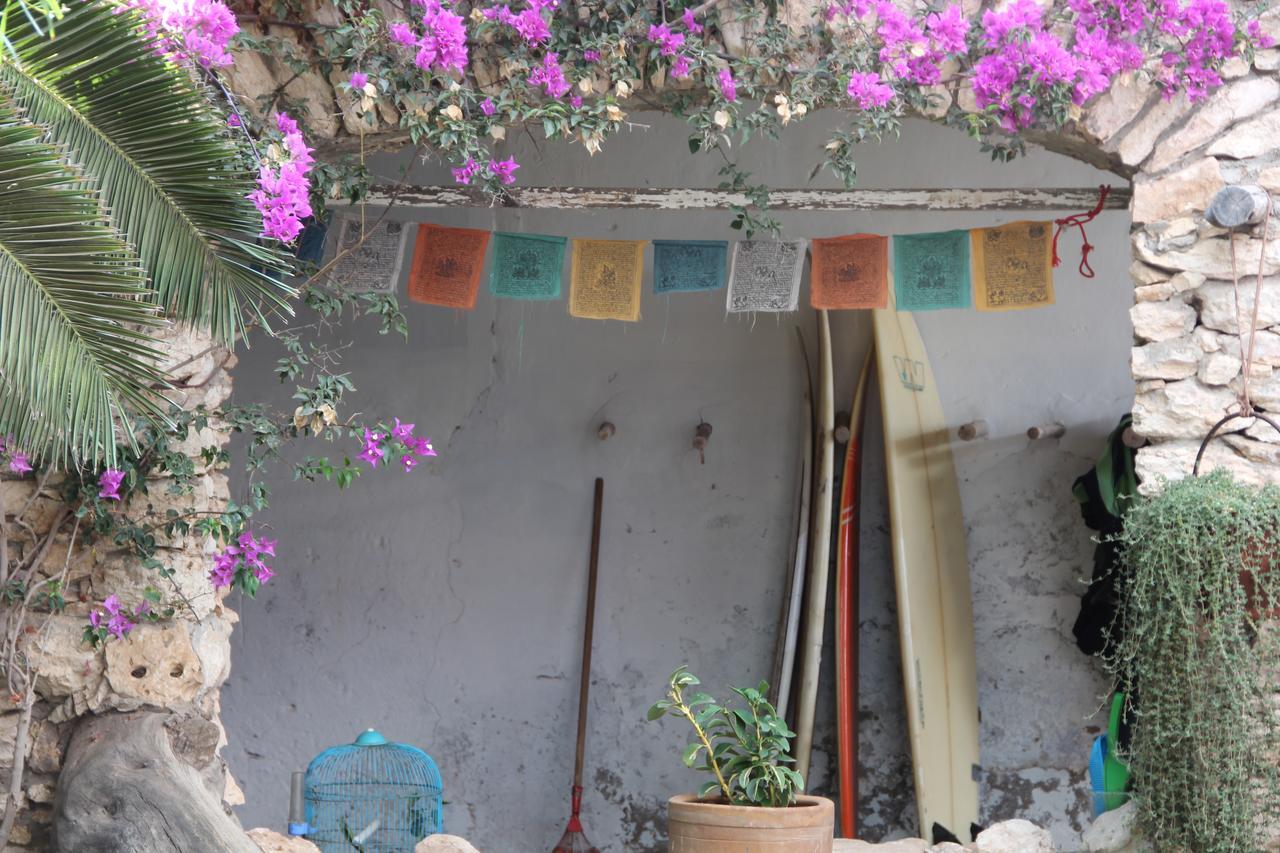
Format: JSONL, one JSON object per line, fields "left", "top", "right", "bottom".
{"left": 1206, "top": 185, "right": 1271, "bottom": 229}
{"left": 834, "top": 411, "right": 851, "bottom": 444}
{"left": 693, "top": 422, "right": 713, "bottom": 464}
{"left": 1027, "top": 422, "right": 1066, "bottom": 441}
{"left": 1122, "top": 426, "right": 1145, "bottom": 449}
{"left": 958, "top": 420, "right": 989, "bottom": 441}
{"left": 597, "top": 421, "right": 616, "bottom": 441}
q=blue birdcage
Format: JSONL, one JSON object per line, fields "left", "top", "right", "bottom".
{"left": 304, "top": 729, "right": 443, "bottom": 851}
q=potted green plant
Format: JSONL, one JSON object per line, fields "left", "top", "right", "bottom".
{"left": 647, "top": 666, "right": 834, "bottom": 852}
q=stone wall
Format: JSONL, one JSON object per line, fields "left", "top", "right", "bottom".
{"left": 0, "top": 328, "right": 246, "bottom": 851}
{"left": 1090, "top": 25, "right": 1280, "bottom": 488}
{"left": 0, "top": 1, "right": 1276, "bottom": 850}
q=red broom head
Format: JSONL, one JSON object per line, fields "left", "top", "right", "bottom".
{"left": 551, "top": 826, "right": 600, "bottom": 853}
{"left": 551, "top": 786, "right": 599, "bottom": 853}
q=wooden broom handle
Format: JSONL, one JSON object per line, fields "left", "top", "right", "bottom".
{"left": 573, "top": 477, "right": 604, "bottom": 790}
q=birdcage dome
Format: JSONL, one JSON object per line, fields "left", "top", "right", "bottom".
{"left": 304, "top": 728, "right": 443, "bottom": 852}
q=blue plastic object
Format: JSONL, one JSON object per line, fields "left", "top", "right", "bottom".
{"left": 1089, "top": 734, "right": 1108, "bottom": 817}
{"left": 304, "top": 728, "right": 443, "bottom": 851}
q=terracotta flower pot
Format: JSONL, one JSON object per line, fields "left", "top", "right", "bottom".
{"left": 667, "top": 793, "right": 834, "bottom": 852}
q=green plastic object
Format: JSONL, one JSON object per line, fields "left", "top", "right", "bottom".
{"left": 1102, "top": 693, "right": 1132, "bottom": 812}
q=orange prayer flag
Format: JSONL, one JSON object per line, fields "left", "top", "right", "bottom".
{"left": 810, "top": 234, "right": 888, "bottom": 310}
{"left": 408, "top": 224, "right": 491, "bottom": 309}
{"left": 971, "top": 221, "right": 1055, "bottom": 311}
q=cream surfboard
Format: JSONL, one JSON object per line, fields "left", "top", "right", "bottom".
{"left": 872, "top": 302, "right": 980, "bottom": 841}
{"left": 794, "top": 309, "right": 835, "bottom": 786}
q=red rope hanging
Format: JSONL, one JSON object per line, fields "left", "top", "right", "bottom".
{"left": 1052, "top": 184, "right": 1111, "bottom": 278}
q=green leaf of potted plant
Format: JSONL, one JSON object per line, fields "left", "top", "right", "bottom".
{"left": 648, "top": 666, "right": 834, "bottom": 852}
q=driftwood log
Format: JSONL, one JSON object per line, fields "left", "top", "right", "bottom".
{"left": 51, "top": 710, "right": 258, "bottom": 853}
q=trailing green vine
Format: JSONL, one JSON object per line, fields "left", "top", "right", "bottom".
{"left": 1106, "top": 471, "right": 1280, "bottom": 852}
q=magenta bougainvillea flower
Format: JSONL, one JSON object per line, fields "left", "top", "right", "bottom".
{"left": 8, "top": 454, "right": 31, "bottom": 475}
{"left": 682, "top": 8, "right": 704, "bottom": 34}
{"left": 208, "top": 531, "right": 277, "bottom": 590}
{"left": 717, "top": 68, "right": 737, "bottom": 102}
{"left": 126, "top": 0, "right": 238, "bottom": 67}
{"left": 451, "top": 157, "right": 481, "bottom": 185}
{"left": 98, "top": 469, "right": 126, "bottom": 501}
{"left": 648, "top": 23, "right": 686, "bottom": 56}
{"left": 529, "top": 51, "right": 571, "bottom": 98}
{"left": 349, "top": 70, "right": 369, "bottom": 89}
{"left": 847, "top": 71, "right": 895, "bottom": 109}
{"left": 358, "top": 429, "right": 388, "bottom": 468}
{"left": 248, "top": 112, "right": 315, "bottom": 242}
{"left": 489, "top": 157, "right": 520, "bottom": 185}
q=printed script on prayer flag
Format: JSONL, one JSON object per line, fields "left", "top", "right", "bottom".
{"left": 893, "top": 230, "right": 972, "bottom": 311}
{"left": 810, "top": 234, "right": 888, "bottom": 310}
{"left": 327, "top": 218, "right": 408, "bottom": 294}
{"left": 726, "top": 240, "right": 806, "bottom": 313}
{"left": 971, "top": 221, "right": 1055, "bottom": 311}
{"left": 408, "top": 224, "right": 491, "bottom": 309}
{"left": 653, "top": 240, "right": 728, "bottom": 294}
{"left": 569, "top": 239, "right": 645, "bottom": 321}
{"left": 489, "top": 232, "right": 566, "bottom": 300}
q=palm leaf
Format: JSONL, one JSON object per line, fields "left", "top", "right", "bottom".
{"left": 0, "top": 0, "right": 295, "bottom": 342}
{"left": 0, "top": 105, "right": 166, "bottom": 466}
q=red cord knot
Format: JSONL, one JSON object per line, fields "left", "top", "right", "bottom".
{"left": 1052, "top": 184, "right": 1111, "bottom": 279}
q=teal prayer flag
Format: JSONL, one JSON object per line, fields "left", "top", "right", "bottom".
{"left": 893, "top": 230, "right": 972, "bottom": 311}
{"left": 489, "top": 232, "right": 566, "bottom": 300}
{"left": 652, "top": 240, "right": 727, "bottom": 294}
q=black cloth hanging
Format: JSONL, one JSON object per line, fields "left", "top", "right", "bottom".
{"left": 1071, "top": 415, "right": 1139, "bottom": 659}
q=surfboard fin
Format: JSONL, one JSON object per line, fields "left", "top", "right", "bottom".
{"left": 931, "top": 823, "right": 961, "bottom": 845}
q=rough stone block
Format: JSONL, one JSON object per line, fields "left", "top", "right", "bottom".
{"left": 1132, "top": 378, "right": 1240, "bottom": 438}
{"left": 1082, "top": 801, "right": 1150, "bottom": 852}
{"left": 1209, "top": 111, "right": 1280, "bottom": 160}
{"left": 1194, "top": 278, "right": 1280, "bottom": 333}
{"left": 1135, "top": 233, "right": 1280, "bottom": 277}
{"left": 1149, "top": 77, "right": 1280, "bottom": 172}
{"left": 248, "top": 829, "right": 320, "bottom": 852}
{"left": 1084, "top": 73, "right": 1155, "bottom": 144}
{"left": 1129, "top": 261, "right": 1169, "bottom": 285}
{"left": 27, "top": 615, "right": 105, "bottom": 705}
{"left": 104, "top": 623, "right": 204, "bottom": 709}
{"left": 1131, "top": 338, "right": 1200, "bottom": 380}
{"left": 1198, "top": 350, "right": 1242, "bottom": 385}
{"left": 1113, "top": 93, "right": 1186, "bottom": 167}
{"left": 1134, "top": 282, "right": 1174, "bottom": 302}
{"left": 974, "top": 819, "right": 1056, "bottom": 853}
{"left": 1129, "top": 299, "right": 1196, "bottom": 342}
{"left": 416, "top": 837, "right": 482, "bottom": 853}
{"left": 1131, "top": 158, "right": 1223, "bottom": 224}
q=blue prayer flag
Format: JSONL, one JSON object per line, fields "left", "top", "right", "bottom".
{"left": 652, "top": 240, "right": 728, "bottom": 294}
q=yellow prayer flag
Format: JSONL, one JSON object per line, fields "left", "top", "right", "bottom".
{"left": 569, "top": 239, "right": 645, "bottom": 321}
{"left": 971, "top": 221, "right": 1055, "bottom": 311}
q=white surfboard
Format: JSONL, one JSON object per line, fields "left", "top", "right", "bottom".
{"left": 873, "top": 303, "right": 981, "bottom": 840}
{"left": 794, "top": 310, "right": 835, "bottom": 786}
{"left": 772, "top": 330, "right": 813, "bottom": 722}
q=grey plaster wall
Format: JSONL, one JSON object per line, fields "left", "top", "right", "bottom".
{"left": 221, "top": 113, "right": 1133, "bottom": 851}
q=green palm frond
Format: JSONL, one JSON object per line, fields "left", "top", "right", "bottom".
{"left": 0, "top": 1, "right": 61, "bottom": 57}
{"left": 0, "top": 0, "right": 295, "bottom": 342}
{"left": 0, "top": 105, "right": 166, "bottom": 466}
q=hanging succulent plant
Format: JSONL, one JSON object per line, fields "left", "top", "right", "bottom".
{"left": 1106, "top": 470, "right": 1280, "bottom": 853}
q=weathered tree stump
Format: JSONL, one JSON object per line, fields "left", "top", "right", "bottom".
{"left": 51, "top": 710, "right": 258, "bottom": 853}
